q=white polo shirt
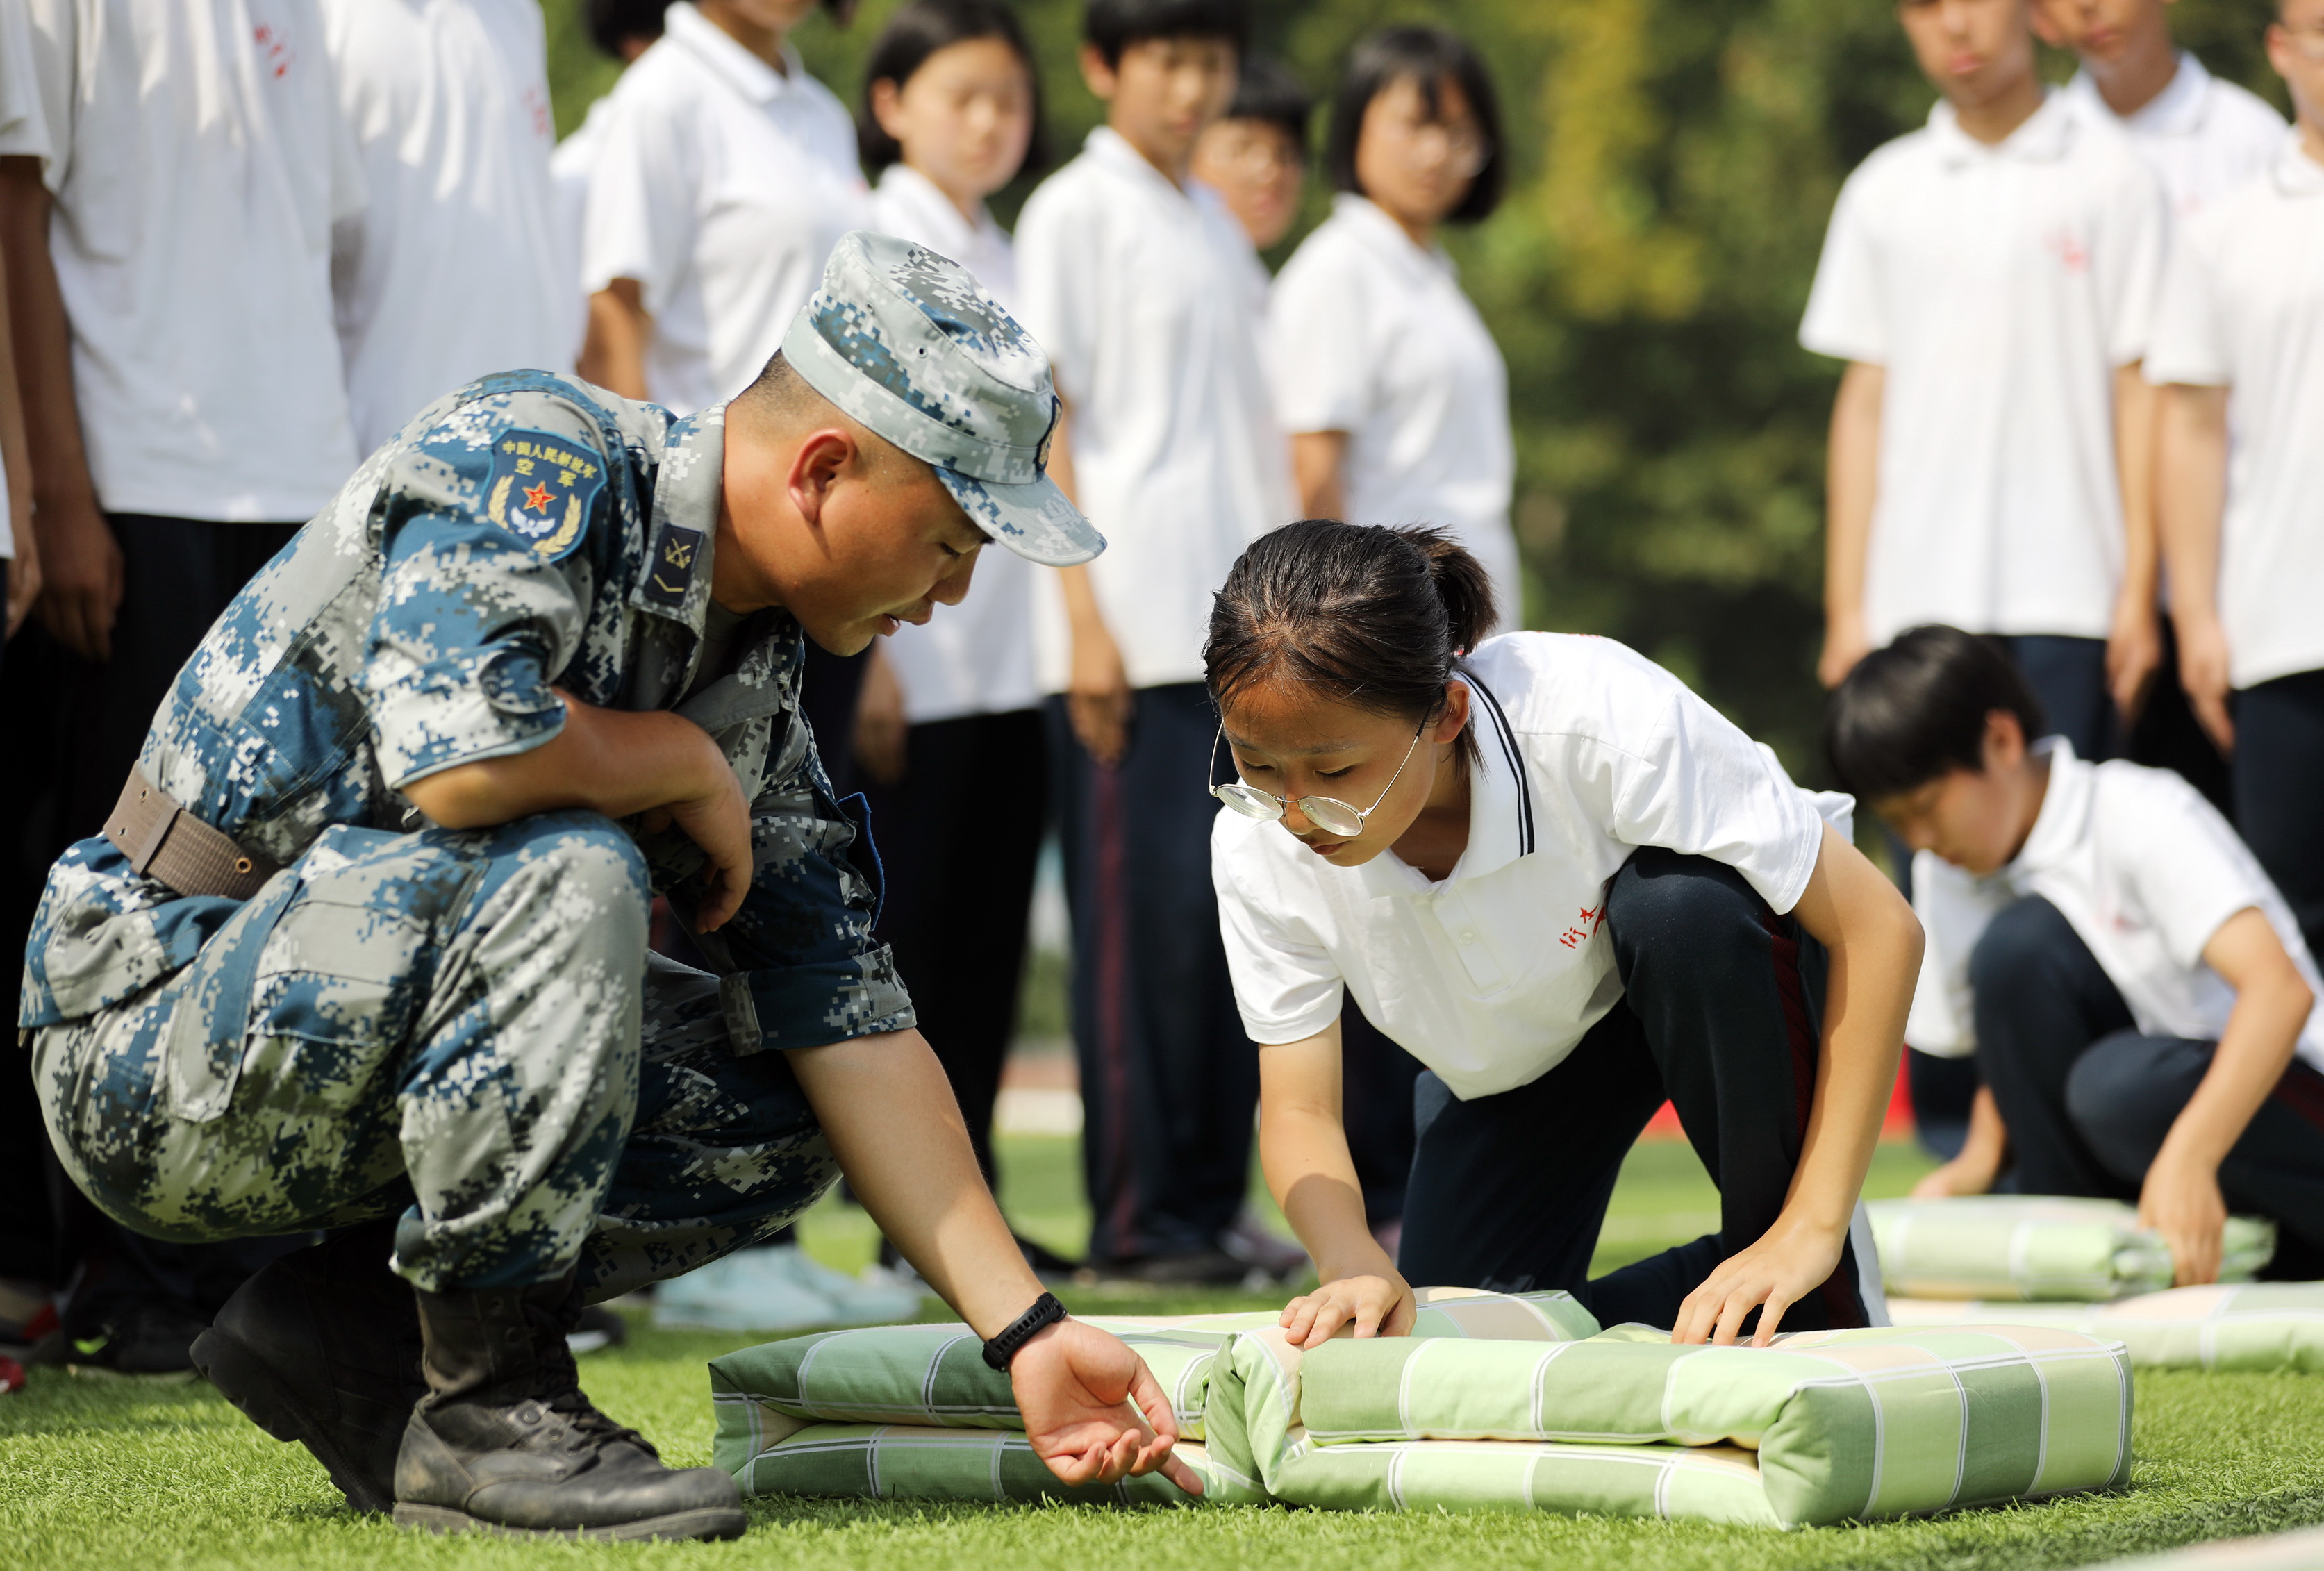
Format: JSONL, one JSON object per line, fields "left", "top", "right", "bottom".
{"left": 581, "top": 2, "right": 868, "bottom": 415}
{"left": 324, "top": 0, "right": 575, "bottom": 454}
{"left": 1800, "top": 92, "right": 2168, "bottom": 646}
{"left": 0, "top": 0, "right": 48, "bottom": 561}
{"left": 1015, "top": 127, "right": 1296, "bottom": 692}
{"left": 19, "top": 0, "right": 365, "bottom": 522}
{"left": 550, "top": 98, "right": 613, "bottom": 365}
{"left": 2066, "top": 53, "right": 2285, "bottom": 221}
{"left": 870, "top": 163, "right": 1039, "bottom": 724}
{"left": 2144, "top": 133, "right": 2324, "bottom": 692}
{"left": 1905, "top": 740, "right": 2324, "bottom": 1071}
{"left": 1271, "top": 194, "right": 1521, "bottom": 635}
{"left": 1213, "top": 633, "right": 1846, "bottom": 1101}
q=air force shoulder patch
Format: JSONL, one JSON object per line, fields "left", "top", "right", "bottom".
{"left": 485, "top": 428, "right": 605, "bottom": 561}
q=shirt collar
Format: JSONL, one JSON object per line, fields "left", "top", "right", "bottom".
{"left": 1085, "top": 125, "right": 1195, "bottom": 203}
{"left": 1332, "top": 193, "right": 1458, "bottom": 283}
{"left": 665, "top": 1, "right": 806, "bottom": 107}
{"left": 2005, "top": 735, "right": 2091, "bottom": 885}
{"left": 877, "top": 164, "right": 995, "bottom": 254}
{"left": 2068, "top": 51, "right": 2212, "bottom": 138}
{"left": 1354, "top": 670, "right": 1536, "bottom": 899}
{"left": 1929, "top": 88, "right": 2076, "bottom": 169}
{"left": 630, "top": 403, "right": 725, "bottom": 640}
{"left": 2276, "top": 128, "right": 2324, "bottom": 197}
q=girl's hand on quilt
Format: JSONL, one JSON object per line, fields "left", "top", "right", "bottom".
{"left": 1673, "top": 1216, "right": 1844, "bottom": 1347}
{"left": 1012, "top": 1318, "right": 1204, "bottom": 1496}
{"left": 2139, "top": 1154, "right": 2227, "bottom": 1288}
{"left": 1279, "top": 1273, "right": 1416, "bottom": 1349}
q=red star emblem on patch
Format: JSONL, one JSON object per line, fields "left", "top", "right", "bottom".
{"left": 522, "top": 481, "right": 554, "bottom": 513}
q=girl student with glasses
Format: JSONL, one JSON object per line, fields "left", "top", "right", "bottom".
{"left": 1205, "top": 522, "right": 1924, "bottom": 1347}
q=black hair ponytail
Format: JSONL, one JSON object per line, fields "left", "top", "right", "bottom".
{"left": 1205, "top": 521, "right": 1495, "bottom": 763}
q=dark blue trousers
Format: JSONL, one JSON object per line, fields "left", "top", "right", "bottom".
{"left": 1971, "top": 895, "right": 2324, "bottom": 1277}
{"left": 1395, "top": 849, "right": 1875, "bottom": 1333}
{"left": 2236, "top": 668, "right": 2324, "bottom": 964}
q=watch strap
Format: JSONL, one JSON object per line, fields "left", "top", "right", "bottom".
{"left": 981, "top": 1290, "right": 1067, "bottom": 1370}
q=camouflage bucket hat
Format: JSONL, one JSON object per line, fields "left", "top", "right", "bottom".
{"left": 781, "top": 231, "right": 1104, "bottom": 567}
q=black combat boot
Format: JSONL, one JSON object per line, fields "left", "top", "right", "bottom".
{"left": 190, "top": 1219, "right": 426, "bottom": 1513}
{"left": 392, "top": 1273, "right": 745, "bottom": 1541}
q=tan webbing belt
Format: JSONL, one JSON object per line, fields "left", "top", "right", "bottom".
{"left": 103, "top": 768, "right": 282, "bottom": 901}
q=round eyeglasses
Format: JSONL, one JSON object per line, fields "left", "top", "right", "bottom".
{"left": 1208, "top": 720, "right": 1427, "bottom": 839}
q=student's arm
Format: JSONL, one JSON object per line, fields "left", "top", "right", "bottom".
{"left": 1290, "top": 431, "right": 1348, "bottom": 520}
{"left": 792, "top": 1027, "right": 1202, "bottom": 1493}
{"left": 1257, "top": 1019, "right": 1417, "bottom": 1349}
{"left": 579, "top": 279, "right": 652, "bottom": 402}
{"left": 1675, "top": 822, "right": 1920, "bottom": 1345}
{"left": 2156, "top": 383, "right": 2234, "bottom": 751}
{"left": 0, "top": 155, "right": 119, "bottom": 659}
{"left": 2107, "top": 362, "right": 2163, "bottom": 724}
{"left": 0, "top": 210, "right": 37, "bottom": 637}
{"left": 2141, "top": 906, "right": 2314, "bottom": 1286}
{"left": 851, "top": 642, "right": 908, "bottom": 786}
{"left": 1909, "top": 1084, "right": 2008, "bottom": 1199}
{"left": 1817, "top": 363, "right": 1883, "bottom": 690}
{"left": 1045, "top": 398, "right": 1134, "bottom": 765}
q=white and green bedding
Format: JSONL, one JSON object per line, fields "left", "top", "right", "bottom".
{"left": 1868, "top": 1197, "right": 2276, "bottom": 1301}
{"left": 708, "top": 1288, "right": 2134, "bottom": 1527}
{"left": 1886, "top": 1282, "right": 2324, "bottom": 1371}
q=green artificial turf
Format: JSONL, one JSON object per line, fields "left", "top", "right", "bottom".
{"left": 6, "top": 1136, "right": 2323, "bottom": 1571}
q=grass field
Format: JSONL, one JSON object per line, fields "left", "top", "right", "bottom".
{"left": 7, "top": 1136, "right": 2324, "bottom": 1571}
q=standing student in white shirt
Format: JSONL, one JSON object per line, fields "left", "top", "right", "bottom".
{"left": 0, "top": 0, "right": 367, "bottom": 1377}
{"left": 551, "top": 0, "right": 667, "bottom": 363}
{"left": 1014, "top": 0, "right": 1298, "bottom": 1283}
{"left": 2151, "top": 0, "right": 2324, "bottom": 967}
{"left": 2033, "top": 0, "right": 2288, "bottom": 820}
{"left": 323, "top": 0, "right": 576, "bottom": 455}
{"left": 1828, "top": 626, "right": 2324, "bottom": 1283}
{"left": 1209, "top": 522, "right": 1920, "bottom": 1343}
{"left": 1806, "top": 0, "right": 2170, "bottom": 764}
{"left": 1190, "top": 54, "right": 1311, "bottom": 253}
{"left": 845, "top": 0, "right": 1063, "bottom": 1267}
{"left": 1271, "top": 28, "right": 1522, "bottom": 636}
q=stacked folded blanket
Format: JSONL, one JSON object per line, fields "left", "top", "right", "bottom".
{"left": 708, "top": 1288, "right": 2134, "bottom": 1527}
{"left": 1886, "top": 1283, "right": 2324, "bottom": 1372}
{"left": 1868, "top": 1197, "right": 2276, "bottom": 1300}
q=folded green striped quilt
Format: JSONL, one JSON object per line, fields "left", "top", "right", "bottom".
{"left": 711, "top": 1290, "right": 2134, "bottom": 1527}
{"left": 1888, "top": 1282, "right": 2324, "bottom": 1370}
{"left": 1869, "top": 1197, "right": 2276, "bottom": 1300}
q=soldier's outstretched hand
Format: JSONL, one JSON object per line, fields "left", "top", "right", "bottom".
{"left": 1011, "top": 1318, "right": 1202, "bottom": 1495}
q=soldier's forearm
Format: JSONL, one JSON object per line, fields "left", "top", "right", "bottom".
{"left": 402, "top": 690, "right": 731, "bottom": 831}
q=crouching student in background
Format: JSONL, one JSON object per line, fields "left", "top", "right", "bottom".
{"left": 1828, "top": 625, "right": 2324, "bottom": 1284}
{"left": 1206, "top": 521, "right": 1922, "bottom": 1346}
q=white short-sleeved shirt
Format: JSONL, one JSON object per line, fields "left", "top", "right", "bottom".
{"left": 0, "top": 0, "right": 49, "bottom": 560}
{"left": 869, "top": 164, "right": 1039, "bottom": 724}
{"left": 2066, "top": 54, "right": 2285, "bottom": 222}
{"left": 580, "top": 2, "right": 868, "bottom": 415}
{"left": 20, "top": 0, "right": 366, "bottom": 522}
{"left": 2144, "top": 135, "right": 2324, "bottom": 691}
{"left": 550, "top": 97, "right": 613, "bottom": 365}
{"left": 1213, "top": 633, "right": 1848, "bottom": 1100}
{"left": 324, "top": 0, "right": 576, "bottom": 454}
{"left": 1799, "top": 92, "right": 2168, "bottom": 645}
{"left": 1015, "top": 128, "right": 1296, "bottom": 692}
{"left": 1906, "top": 739, "right": 2324, "bottom": 1071}
{"left": 1271, "top": 194, "right": 1521, "bottom": 635}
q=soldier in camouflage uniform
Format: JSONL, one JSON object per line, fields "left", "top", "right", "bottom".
{"left": 18, "top": 234, "right": 1201, "bottom": 1540}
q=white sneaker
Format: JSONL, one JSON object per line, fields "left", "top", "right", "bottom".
{"left": 651, "top": 1249, "right": 837, "bottom": 1332}
{"left": 769, "top": 1247, "right": 925, "bottom": 1325}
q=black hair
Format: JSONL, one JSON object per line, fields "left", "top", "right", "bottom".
{"left": 1825, "top": 625, "right": 2050, "bottom": 801}
{"left": 1082, "top": 0, "right": 1247, "bottom": 71}
{"left": 1224, "top": 54, "right": 1311, "bottom": 145}
{"left": 585, "top": 0, "right": 666, "bottom": 58}
{"left": 1324, "top": 26, "right": 1507, "bottom": 225}
{"left": 1206, "top": 521, "right": 1494, "bottom": 765}
{"left": 857, "top": 0, "right": 1047, "bottom": 176}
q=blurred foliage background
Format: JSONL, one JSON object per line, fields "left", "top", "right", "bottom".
{"left": 543, "top": 0, "right": 2288, "bottom": 779}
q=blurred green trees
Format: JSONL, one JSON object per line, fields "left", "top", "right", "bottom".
{"left": 542, "top": 0, "right": 2286, "bottom": 777}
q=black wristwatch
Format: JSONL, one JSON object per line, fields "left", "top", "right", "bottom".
{"left": 981, "top": 1291, "right": 1068, "bottom": 1370}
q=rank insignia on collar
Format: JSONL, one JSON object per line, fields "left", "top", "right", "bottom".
{"left": 643, "top": 524, "right": 704, "bottom": 611}
{"left": 485, "top": 428, "right": 605, "bottom": 562}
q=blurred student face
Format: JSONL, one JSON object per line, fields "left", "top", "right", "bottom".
{"left": 1870, "top": 712, "right": 2039, "bottom": 877}
{"left": 2029, "top": 0, "right": 2168, "bottom": 64}
{"left": 1898, "top": 0, "right": 2039, "bottom": 107}
{"left": 1354, "top": 74, "right": 1487, "bottom": 233}
{"left": 872, "top": 37, "right": 1036, "bottom": 208}
{"left": 1190, "top": 117, "right": 1306, "bottom": 249}
{"left": 1218, "top": 680, "right": 1467, "bottom": 870}
{"left": 1081, "top": 35, "right": 1239, "bottom": 174}
{"left": 2269, "top": 0, "right": 2324, "bottom": 128}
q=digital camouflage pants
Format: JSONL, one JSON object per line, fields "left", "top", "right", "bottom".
{"left": 32, "top": 811, "right": 837, "bottom": 1297}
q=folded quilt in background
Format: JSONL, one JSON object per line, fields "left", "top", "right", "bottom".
{"left": 1887, "top": 1282, "right": 2324, "bottom": 1370}
{"left": 1869, "top": 1197, "right": 2275, "bottom": 1300}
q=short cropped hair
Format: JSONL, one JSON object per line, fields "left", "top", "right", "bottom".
{"left": 1325, "top": 26, "right": 1507, "bottom": 225}
{"left": 858, "top": 0, "right": 1047, "bottom": 176}
{"left": 1825, "top": 625, "right": 2050, "bottom": 801}
{"left": 1226, "top": 55, "right": 1312, "bottom": 146}
{"left": 585, "top": 0, "right": 665, "bottom": 58}
{"left": 1082, "top": 0, "right": 1247, "bottom": 70}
